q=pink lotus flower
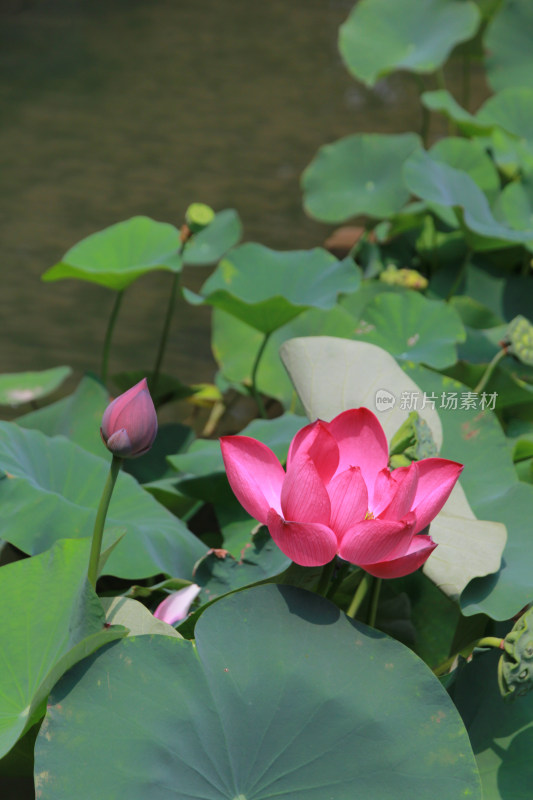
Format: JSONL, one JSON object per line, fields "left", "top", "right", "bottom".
{"left": 101, "top": 378, "right": 158, "bottom": 458}
{"left": 220, "top": 409, "right": 463, "bottom": 578}
{"left": 153, "top": 584, "right": 201, "bottom": 625}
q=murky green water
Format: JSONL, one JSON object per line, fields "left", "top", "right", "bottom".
{"left": 0, "top": 0, "right": 490, "bottom": 391}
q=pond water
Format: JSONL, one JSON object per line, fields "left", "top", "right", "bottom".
{"left": 0, "top": 0, "right": 490, "bottom": 392}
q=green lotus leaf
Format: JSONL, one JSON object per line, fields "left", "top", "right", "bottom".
{"left": 182, "top": 208, "right": 242, "bottom": 266}
{"left": 34, "top": 585, "right": 481, "bottom": 799}
{"left": 421, "top": 90, "right": 494, "bottom": 136}
{"left": 450, "top": 649, "right": 533, "bottom": 799}
{"left": 477, "top": 86, "right": 533, "bottom": 145}
{"left": 302, "top": 133, "right": 421, "bottom": 223}
{"left": 338, "top": 0, "right": 480, "bottom": 86}
{"left": 16, "top": 375, "right": 109, "bottom": 457}
{"left": 0, "top": 422, "right": 206, "bottom": 579}
{"left": 42, "top": 216, "right": 182, "bottom": 290}
{"left": 484, "top": 0, "right": 533, "bottom": 91}
{"left": 100, "top": 596, "right": 182, "bottom": 639}
{"left": 351, "top": 291, "right": 466, "bottom": 369}
{"left": 404, "top": 149, "right": 533, "bottom": 246}
{"left": 0, "top": 538, "right": 126, "bottom": 759}
{"left": 191, "top": 243, "right": 360, "bottom": 333}
{"left": 0, "top": 366, "right": 72, "bottom": 407}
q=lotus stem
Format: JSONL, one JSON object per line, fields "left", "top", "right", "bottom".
{"left": 151, "top": 272, "right": 180, "bottom": 399}
{"left": 473, "top": 348, "right": 506, "bottom": 395}
{"left": 433, "top": 636, "right": 504, "bottom": 677}
{"left": 346, "top": 572, "right": 371, "bottom": 619}
{"left": 87, "top": 455, "right": 122, "bottom": 588}
{"left": 316, "top": 558, "right": 337, "bottom": 596}
{"left": 368, "top": 577, "right": 382, "bottom": 628}
{"left": 101, "top": 290, "right": 124, "bottom": 385}
{"left": 250, "top": 331, "right": 271, "bottom": 419}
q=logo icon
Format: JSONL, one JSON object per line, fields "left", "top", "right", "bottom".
{"left": 375, "top": 389, "right": 396, "bottom": 411}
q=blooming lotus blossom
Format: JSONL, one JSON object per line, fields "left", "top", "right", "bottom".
{"left": 220, "top": 408, "right": 463, "bottom": 578}
{"left": 153, "top": 584, "right": 201, "bottom": 626}
{"left": 101, "top": 378, "right": 158, "bottom": 458}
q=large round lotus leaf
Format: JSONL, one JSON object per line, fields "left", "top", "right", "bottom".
{"left": 212, "top": 304, "right": 358, "bottom": 408}
{"left": 476, "top": 87, "right": 533, "bottom": 144}
{"left": 42, "top": 216, "right": 182, "bottom": 290}
{"left": 302, "top": 133, "right": 421, "bottom": 223}
{"left": 450, "top": 650, "right": 533, "bottom": 799}
{"left": 16, "top": 375, "right": 109, "bottom": 457}
{"left": 34, "top": 584, "right": 481, "bottom": 800}
{"left": 0, "top": 366, "right": 71, "bottom": 407}
{"left": 183, "top": 209, "right": 242, "bottom": 266}
{"left": 404, "top": 149, "right": 533, "bottom": 246}
{"left": 194, "top": 244, "right": 360, "bottom": 334}
{"left": 351, "top": 291, "right": 466, "bottom": 369}
{"left": 484, "top": 0, "right": 533, "bottom": 91}
{"left": 0, "top": 422, "right": 206, "bottom": 579}
{"left": 338, "top": 0, "right": 480, "bottom": 87}
{"left": 0, "top": 538, "right": 126, "bottom": 759}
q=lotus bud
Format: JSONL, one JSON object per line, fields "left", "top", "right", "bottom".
{"left": 100, "top": 378, "right": 158, "bottom": 458}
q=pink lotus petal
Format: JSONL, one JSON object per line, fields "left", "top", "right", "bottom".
{"left": 327, "top": 467, "right": 368, "bottom": 540}
{"left": 153, "top": 584, "right": 201, "bottom": 625}
{"left": 360, "top": 535, "right": 437, "bottom": 579}
{"left": 281, "top": 455, "right": 331, "bottom": 525}
{"left": 410, "top": 458, "right": 463, "bottom": 533}
{"left": 267, "top": 509, "right": 338, "bottom": 566}
{"left": 379, "top": 463, "right": 419, "bottom": 521}
{"left": 327, "top": 408, "right": 389, "bottom": 505}
{"left": 338, "top": 514, "right": 416, "bottom": 565}
{"left": 220, "top": 436, "right": 285, "bottom": 523}
{"left": 287, "top": 420, "right": 339, "bottom": 485}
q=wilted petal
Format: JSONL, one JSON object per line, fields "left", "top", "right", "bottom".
{"left": 327, "top": 467, "right": 368, "bottom": 540}
{"left": 267, "top": 509, "right": 338, "bottom": 567}
{"left": 281, "top": 455, "right": 331, "bottom": 525}
{"left": 338, "top": 514, "right": 416, "bottom": 565}
{"left": 361, "top": 535, "right": 437, "bottom": 579}
{"left": 153, "top": 584, "right": 201, "bottom": 625}
{"left": 327, "top": 408, "right": 389, "bottom": 504}
{"left": 287, "top": 420, "right": 339, "bottom": 485}
{"left": 410, "top": 458, "right": 463, "bottom": 533}
{"left": 220, "top": 436, "right": 285, "bottom": 523}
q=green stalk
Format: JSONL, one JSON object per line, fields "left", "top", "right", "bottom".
{"left": 346, "top": 572, "right": 371, "bottom": 619}
{"left": 433, "top": 636, "right": 503, "bottom": 677}
{"left": 316, "top": 558, "right": 337, "bottom": 597}
{"left": 151, "top": 272, "right": 180, "bottom": 398}
{"left": 101, "top": 290, "right": 125, "bottom": 385}
{"left": 250, "top": 331, "right": 272, "bottom": 419}
{"left": 413, "top": 75, "right": 430, "bottom": 148}
{"left": 367, "top": 577, "right": 382, "bottom": 628}
{"left": 446, "top": 247, "right": 471, "bottom": 301}
{"left": 87, "top": 455, "right": 122, "bottom": 588}
{"left": 473, "top": 348, "right": 506, "bottom": 395}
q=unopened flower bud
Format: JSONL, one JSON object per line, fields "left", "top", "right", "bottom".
{"left": 100, "top": 378, "right": 157, "bottom": 458}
